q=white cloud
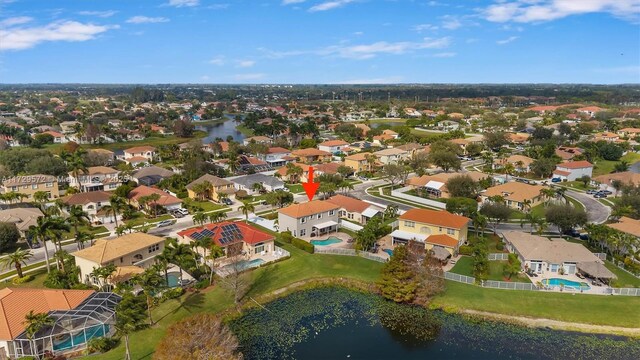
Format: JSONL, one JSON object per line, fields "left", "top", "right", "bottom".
{"left": 77, "top": 10, "right": 117, "bottom": 18}
{"left": 233, "top": 73, "right": 265, "bottom": 81}
{"left": 282, "top": 0, "right": 306, "bottom": 4}
{"left": 496, "top": 36, "right": 519, "bottom": 45}
{"left": 0, "top": 20, "right": 117, "bottom": 51}
{"left": 207, "top": 3, "right": 229, "bottom": 10}
{"left": 236, "top": 60, "right": 256, "bottom": 68}
{"left": 126, "top": 16, "right": 170, "bottom": 24}
{"left": 334, "top": 76, "right": 404, "bottom": 84}
{"left": 432, "top": 52, "right": 456, "bottom": 57}
{"left": 0, "top": 16, "right": 32, "bottom": 27}
{"left": 354, "top": 31, "right": 364, "bottom": 36}
{"left": 208, "top": 56, "right": 225, "bottom": 65}
{"left": 483, "top": 0, "right": 640, "bottom": 23}
{"left": 166, "top": 0, "right": 199, "bottom": 7}
{"left": 441, "top": 15, "right": 462, "bottom": 29}
{"left": 413, "top": 23, "right": 439, "bottom": 32}
{"left": 309, "top": 0, "right": 356, "bottom": 12}
{"left": 321, "top": 37, "right": 451, "bottom": 59}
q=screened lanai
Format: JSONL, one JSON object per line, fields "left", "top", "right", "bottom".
{"left": 11, "top": 292, "right": 121, "bottom": 358}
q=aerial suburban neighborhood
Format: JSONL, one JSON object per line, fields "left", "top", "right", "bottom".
{"left": 0, "top": 0, "right": 639, "bottom": 359}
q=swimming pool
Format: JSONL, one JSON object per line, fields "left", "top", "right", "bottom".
{"left": 238, "top": 258, "right": 266, "bottom": 270}
{"left": 167, "top": 273, "right": 180, "bottom": 287}
{"left": 383, "top": 249, "right": 394, "bottom": 257}
{"left": 53, "top": 325, "right": 107, "bottom": 351}
{"left": 311, "top": 236, "right": 342, "bottom": 246}
{"left": 542, "top": 278, "right": 591, "bottom": 291}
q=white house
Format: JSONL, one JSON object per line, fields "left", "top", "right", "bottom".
{"left": 261, "top": 147, "right": 294, "bottom": 167}
{"left": 230, "top": 173, "right": 285, "bottom": 194}
{"left": 278, "top": 200, "right": 340, "bottom": 238}
{"left": 318, "top": 140, "right": 350, "bottom": 154}
{"left": 63, "top": 191, "right": 119, "bottom": 224}
{"left": 68, "top": 166, "right": 122, "bottom": 192}
{"left": 553, "top": 161, "right": 593, "bottom": 181}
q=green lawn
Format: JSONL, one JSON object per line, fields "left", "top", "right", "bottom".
{"left": 125, "top": 214, "right": 173, "bottom": 227}
{"left": 182, "top": 199, "right": 227, "bottom": 212}
{"left": 605, "top": 261, "right": 640, "bottom": 288}
{"left": 0, "top": 268, "right": 48, "bottom": 290}
{"left": 62, "top": 225, "right": 109, "bottom": 239}
{"left": 235, "top": 124, "right": 255, "bottom": 137}
{"left": 593, "top": 153, "right": 640, "bottom": 177}
{"left": 449, "top": 256, "right": 530, "bottom": 283}
{"left": 433, "top": 281, "right": 640, "bottom": 328}
{"left": 285, "top": 184, "right": 304, "bottom": 193}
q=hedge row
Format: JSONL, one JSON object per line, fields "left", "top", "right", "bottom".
{"left": 278, "top": 231, "right": 314, "bottom": 254}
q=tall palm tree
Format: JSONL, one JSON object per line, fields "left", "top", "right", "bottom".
{"left": 66, "top": 150, "right": 88, "bottom": 192}
{"left": 192, "top": 181, "right": 211, "bottom": 201}
{"left": 27, "top": 217, "right": 65, "bottom": 273}
{"left": 208, "top": 211, "right": 227, "bottom": 223}
{"left": 106, "top": 195, "right": 127, "bottom": 228}
{"left": 90, "top": 264, "right": 116, "bottom": 291}
{"left": 251, "top": 182, "right": 265, "bottom": 194}
{"left": 74, "top": 230, "right": 91, "bottom": 250}
{"left": 285, "top": 163, "right": 303, "bottom": 183}
{"left": 32, "top": 191, "right": 50, "bottom": 209}
{"left": 145, "top": 193, "right": 162, "bottom": 218}
{"left": 134, "top": 267, "right": 166, "bottom": 325}
{"left": 238, "top": 201, "right": 255, "bottom": 223}
{"left": 0, "top": 248, "right": 32, "bottom": 278}
{"left": 473, "top": 214, "right": 488, "bottom": 237}
{"left": 163, "top": 239, "right": 195, "bottom": 284}
{"left": 24, "top": 310, "right": 54, "bottom": 355}
{"left": 207, "top": 244, "right": 225, "bottom": 285}
{"left": 539, "top": 188, "right": 557, "bottom": 206}
{"left": 193, "top": 212, "right": 208, "bottom": 226}
{"left": 67, "top": 205, "right": 90, "bottom": 237}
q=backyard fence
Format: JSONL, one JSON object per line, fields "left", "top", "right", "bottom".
{"left": 391, "top": 186, "right": 447, "bottom": 209}
{"left": 340, "top": 221, "right": 363, "bottom": 232}
{"left": 610, "top": 288, "right": 640, "bottom": 296}
{"left": 483, "top": 280, "right": 538, "bottom": 291}
{"left": 314, "top": 247, "right": 388, "bottom": 263}
{"left": 488, "top": 253, "right": 509, "bottom": 261}
{"left": 444, "top": 272, "right": 475, "bottom": 284}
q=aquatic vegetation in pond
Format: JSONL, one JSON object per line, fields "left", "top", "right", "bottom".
{"left": 229, "top": 287, "right": 640, "bottom": 360}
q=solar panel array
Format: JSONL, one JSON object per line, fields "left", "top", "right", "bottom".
{"left": 220, "top": 223, "right": 242, "bottom": 245}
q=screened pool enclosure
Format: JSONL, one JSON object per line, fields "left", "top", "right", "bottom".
{"left": 11, "top": 292, "right": 121, "bottom": 358}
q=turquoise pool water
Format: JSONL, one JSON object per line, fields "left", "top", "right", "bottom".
{"left": 311, "top": 236, "right": 342, "bottom": 246}
{"left": 383, "top": 249, "right": 394, "bottom": 256}
{"left": 53, "top": 325, "right": 107, "bottom": 351}
{"left": 542, "top": 278, "right": 590, "bottom": 291}
{"left": 167, "top": 273, "right": 180, "bottom": 287}
{"left": 238, "top": 258, "right": 265, "bottom": 270}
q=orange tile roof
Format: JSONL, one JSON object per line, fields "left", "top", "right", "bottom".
{"left": 127, "top": 156, "right": 149, "bottom": 163}
{"left": 124, "top": 145, "right": 156, "bottom": 153}
{"left": 325, "top": 194, "right": 371, "bottom": 213}
{"left": 427, "top": 234, "right": 459, "bottom": 248}
{"left": 268, "top": 146, "right": 291, "bottom": 154}
{"left": 557, "top": 160, "right": 593, "bottom": 169}
{"left": 315, "top": 162, "right": 341, "bottom": 174}
{"left": 345, "top": 153, "right": 369, "bottom": 161}
{"left": 319, "top": 140, "right": 349, "bottom": 147}
{"left": 399, "top": 209, "right": 469, "bottom": 229}
{"left": 606, "top": 217, "right": 640, "bottom": 238}
{"left": 128, "top": 185, "right": 182, "bottom": 206}
{"left": 278, "top": 200, "right": 340, "bottom": 218}
{"left": 292, "top": 148, "right": 331, "bottom": 157}
{"left": 0, "top": 288, "right": 94, "bottom": 340}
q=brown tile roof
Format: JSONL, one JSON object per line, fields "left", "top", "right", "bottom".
{"left": 124, "top": 146, "right": 156, "bottom": 153}
{"left": 319, "top": 140, "right": 349, "bottom": 147}
{"left": 557, "top": 160, "right": 593, "bottom": 169}
{"left": 314, "top": 162, "right": 341, "bottom": 174}
{"left": 399, "top": 209, "right": 469, "bottom": 229}
{"left": 606, "top": 217, "right": 640, "bottom": 238}
{"left": 0, "top": 288, "right": 94, "bottom": 340}
{"left": 268, "top": 147, "right": 291, "bottom": 154}
{"left": 128, "top": 185, "right": 182, "bottom": 206}
{"left": 593, "top": 172, "right": 640, "bottom": 187}
{"left": 292, "top": 148, "right": 331, "bottom": 157}
{"left": 72, "top": 233, "right": 164, "bottom": 264}
{"left": 278, "top": 200, "right": 340, "bottom": 218}
{"left": 186, "top": 174, "right": 233, "bottom": 190}
{"left": 325, "top": 194, "right": 371, "bottom": 213}
{"left": 64, "top": 191, "right": 111, "bottom": 205}
{"left": 345, "top": 153, "right": 370, "bottom": 161}
{"left": 85, "top": 166, "right": 119, "bottom": 175}
{"left": 427, "top": 234, "right": 459, "bottom": 248}
{"left": 127, "top": 156, "right": 149, "bottom": 163}
{"left": 483, "top": 182, "right": 546, "bottom": 203}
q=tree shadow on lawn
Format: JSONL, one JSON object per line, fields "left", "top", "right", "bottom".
{"left": 153, "top": 291, "right": 207, "bottom": 324}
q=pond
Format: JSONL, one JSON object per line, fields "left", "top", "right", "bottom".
{"left": 230, "top": 287, "right": 640, "bottom": 360}
{"left": 630, "top": 161, "right": 640, "bottom": 174}
{"left": 194, "top": 114, "right": 246, "bottom": 144}
{"left": 369, "top": 121, "right": 406, "bottom": 129}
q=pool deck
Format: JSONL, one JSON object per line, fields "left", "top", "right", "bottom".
{"left": 307, "top": 232, "right": 354, "bottom": 249}
{"left": 525, "top": 270, "right": 610, "bottom": 294}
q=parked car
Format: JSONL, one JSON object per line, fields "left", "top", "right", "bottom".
{"left": 579, "top": 233, "right": 590, "bottom": 241}
{"left": 594, "top": 193, "right": 607, "bottom": 198}
{"left": 171, "top": 211, "right": 185, "bottom": 219}
{"left": 175, "top": 208, "right": 189, "bottom": 215}
{"left": 221, "top": 198, "right": 233, "bottom": 205}
{"left": 586, "top": 190, "right": 597, "bottom": 195}
{"left": 563, "top": 229, "right": 581, "bottom": 237}
{"left": 551, "top": 178, "right": 561, "bottom": 183}
{"left": 358, "top": 176, "right": 369, "bottom": 181}
{"left": 601, "top": 190, "right": 612, "bottom": 195}
{"left": 157, "top": 220, "right": 174, "bottom": 227}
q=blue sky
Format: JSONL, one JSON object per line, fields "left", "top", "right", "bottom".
{"left": 0, "top": 0, "right": 639, "bottom": 84}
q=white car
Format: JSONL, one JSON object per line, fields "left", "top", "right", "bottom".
{"left": 175, "top": 208, "right": 189, "bottom": 215}
{"left": 156, "top": 220, "right": 174, "bottom": 227}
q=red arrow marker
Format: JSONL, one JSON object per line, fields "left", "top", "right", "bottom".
{"left": 302, "top": 166, "right": 320, "bottom": 201}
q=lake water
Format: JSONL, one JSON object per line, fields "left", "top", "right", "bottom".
{"left": 630, "top": 161, "right": 640, "bottom": 174}
{"left": 369, "top": 121, "right": 405, "bottom": 129}
{"left": 230, "top": 287, "right": 640, "bottom": 360}
{"left": 194, "top": 114, "right": 246, "bottom": 144}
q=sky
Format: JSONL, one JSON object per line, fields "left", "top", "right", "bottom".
{"left": 0, "top": 0, "right": 639, "bottom": 84}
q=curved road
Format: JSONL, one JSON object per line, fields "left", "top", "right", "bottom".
{"left": 564, "top": 189, "right": 611, "bottom": 224}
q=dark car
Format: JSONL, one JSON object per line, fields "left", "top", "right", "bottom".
{"left": 563, "top": 229, "right": 581, "bottom": 237}
{"left": 579, "top": 233, "right": 590, "bottom": 241}
{"left": 594, "top": 193, "right": 607, "bottom": 198}
{"left": 551, "top": 178, "right": 561, "bottom": 183}
{"left": 586, "top": 190, "right": 597, "bottom": 195}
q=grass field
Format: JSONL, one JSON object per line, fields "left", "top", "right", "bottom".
{"left": 285, "top": 184, "right": 304, "bottom": 193}
{"left": 0, "top": 268, "right": 48, "bottom": 290}
{"left": 605, "top": 261, "right": 640, "bottom": 288}
{"left": 593, "top": 153, "right": 640, "bottom": 177}
{"left": 450, "top": 256, "right": 531, "bottom": 283}
{"left": 125, "top": 214, "right": 172, "bottom": 227}
{"left": 182, "top": 199, "right": 227, "bottom": 213}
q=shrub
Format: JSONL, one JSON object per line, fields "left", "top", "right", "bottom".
{"left": 458, "top": 245, "right": 472, "bottom": 256}
{"left": 277, "top": 231, "right": 293, "bottom": 244}
{"left": 495, "top": 242, "right": 504, "bottom": 251}
{"left": 291, "top": 237, "right": 314, "bottom": 253}
{"left": 193, "top": 279, "right": 209, "bottom": 289}
{"left": 11, "top": 275, "right": 34, "bottom": 285}
{"left": 87, "top": 337, "right": 117, "bottom": 353}
{"left": 163, "top": 287, "right": 184, "bottom": 300}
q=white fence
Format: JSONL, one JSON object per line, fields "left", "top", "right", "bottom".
{"left": 444, "top": 272, "right": 475, "bottom": 284}
{"left": 391, "top": 186, "right": 446, "bottom": 209}
{"left": 610, "top": 288, "right": 640, "bottom": 296}
{"left": 483, "top": 280, "right": 538, "bottom": 291}
{"left": 488, "top": 253, "right": 509, "bottom": 261}
{"left": 314, "top": 247, "right": 387, "bottom": 263}
{"left": 340, "top": 221, "right": 363, "bottom": 232}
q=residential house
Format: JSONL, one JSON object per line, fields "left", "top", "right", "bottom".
{"left": 238, "top": 155, "right": 270, "bottom": 172}
{"left": 373, "top": 148, "right": 408, "bottom": 165}
{"left": 555, "top": 146, "right": 583, "bottom": 161}
{"left": 132, "top": 165, "right": 175, "bottom": 186}
{"left": 276, "top": 162, "right": 312, "bottom": 183}
{"left": 372, "top": 129, "right": 399, "bottom": 145}
{"left": 318, "top": 140, "right": 349, "bottom": 153}
{"left": 59, "top": 120, "right": 81, "bottom": 133}
{"left": 0, "top": 288, "right": 119, "bottom": 359}
{"left": 35, "top": 130, "right": 67, "bottom": 143}
{"left": 243, "top": 136, "right": 272, "bottom": 146}
{"left": 128, "top": 185, "right": 183, "bottom": 212}
{"left": 230, "top": 173, "right": 285, "bottom": 194}
{"left": 186, "top": 174, "right": 236, "bottom": 202}
{"left": 500, "top": 231, "right": 615, "bottom": 279}
{"left": 291, "top": 148, "right": 332, "bottom": 164}
{"left": 593, "top": 172, "right": 640, "bottom": 193}
{"left": 507, "top": 132, "right": 531, "bottom": 144}
{"left": 2, "top": 174, "right": 59, "bottom": 200}
{"left": 394, "top": 143, "right": 428, "bottom": 157}
{"left": 554, "top": 161, "right": 593, "bottom": 181}
{"left": 325, "top": 194, "right": 383, "bottom": 225}
{"left": 261, "top": 147, "right": 294, "bottom": 167}
{"left": 68, "top": 166, "right": 121, "bottom": 192}
{"left": 391, "top": 209, "right": 470, "bottom": 257}
{"left": 354, "top": 123, "right": 370, "bottom": 135}
{"left": 344, "top": 152, "right": 377, "bottom": 173}
{"left": 278, "top": 200, "right": 340, "bottom": 238}
{"left": 0, "top": 208, "right": 43, "bottom": 238}
{"left": 177, "top": 221, "right": 275, "bottom": 262}
{"left": 593, "top": 132, "right": 620, "bottom": 143}
{"left": 123, "top": 146, "right": 156, "bottom": 163}
{"left": 576, "top": 106, "right": 605, "bottom": 118}
{"left": 405, "top": 171, "right": 487, "bottom": 199}
{"left": 72, "top": 233, "right": 165, "bottom": 286}
{"left": 606, "top": 217, "right": 640, "bottom": 241}
{"left": 617, "top": 128, "right": 640, "bottom": 139}
{"left": 493, "top": 155, "right": 535, "bottom": 173}
{"left": 314, "top": 162, "right": 344, "bottom": 176}
{"left": 88, "top": 148, "right": 115, "bottom": 165}
{"left": 481, "top": 182, "right": 545, "bottom": 211}
{"left": 63, "top": 191, "right": 117, "bottom": 224}
{"left": 349, "top": 140, "right": 374, "bottom": 153}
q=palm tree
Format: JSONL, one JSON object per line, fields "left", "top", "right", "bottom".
{"left": 163, "top": 239, "right": 195, "bottom": 284}
{"left": 192, "top": 180, "right": 211, "bottom": 201}
{"left": 521, "top": 199, "right": 532, "bottom": 213}
{"left": 208, "top": 211, "right": 227, "bottom": 223}
{"left": 0, "top": 248, "right": 32, "bottom": 278}
{"left": 146, "top": 193, "right": 162, "bottom": 218}
{"left": 106, "top": 195, "right": 127, "bottom": 228}
{"left": 155, "top": 253, "right": 171, "bottom": 286}
{"left": 27, "top": 217, "right": 68, "bottom": 273}
{"left": 90, "top": 264, "right": 116, "bottom": 291}
{"left": 238, "top": 201, "right": 255, "bottom": 223}
{"left": 193, "top": 212, "right": 208, "bottom": 226}
{"left": 217, "top": 192, "right": 230, "bottom": 204}
{"left": 24, "top": 310, "right": 54, "bottom": 355}
{"left": 504, "top": 163, "right": 515, "bottom": 182}
{"left": 32, "top": 191, "right": 50, "bottom": 209}
{"left": 539, "top": 188, "right": 557, "bottom": 207}
{"left": 285, "top": 163, "right": 303, "bottom": 183}
{"left": 207, "top": 244, "right": 225, "bottom": 285}
{"left": 134, "top": 267, "right": 166, "bottom": 325}
{"left": 365, "top": 154, "right": 377, "bottom": 172}
{"left": 67, "top": 150, "right": 88, "bottom": 192}
{"left": 473, "top": 214, "right": 488, "bottom": 237}
{"left": 251, "top": 182, "right": 265, "bottom": 194}
{"left": 67, "top": 205, "right": 90, "bottom": 237}
{"left": 74, "top": 230, "right": 91, "bottom": 250}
